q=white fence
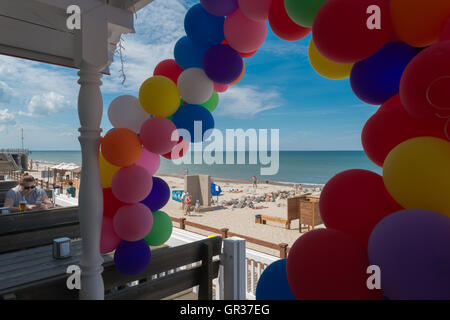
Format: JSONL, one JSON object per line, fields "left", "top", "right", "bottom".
{"left": 166, "top": 227, "right": 279, "bottom": 300}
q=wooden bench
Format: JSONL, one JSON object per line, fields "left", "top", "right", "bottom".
{"left": 0, "top": 206, "right": 79, "bottom": 254}
{"left": 0, "top": 181, "right": 18, "bottom": 192}
{"left": 255, "top": 214, "right": 291, "bottom": 229}
{"left": 254, "top": 195, "right": 322, "bottom": 231}
{"left": 0, "top": 237, "right": 221, "bottom": 300}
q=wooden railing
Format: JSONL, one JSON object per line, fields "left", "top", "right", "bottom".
{"left": 3, "top": 171, "right": 56, "bottom": 190}
{"left": 172, "top": 217, "right": 290, "bottom": 258}
{"left": 0, "top": 208, "right": 223, "bottom": 300}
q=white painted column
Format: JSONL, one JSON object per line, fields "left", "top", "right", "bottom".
{"left": 222, "top": 237, "right": 246, "bottom": 300}
{"left": 77, "top": 62, "right": 104, "bottom": 300}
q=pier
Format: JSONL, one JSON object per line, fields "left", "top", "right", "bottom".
{"left": 0, "top": 149, "right": 30, "bottom": 172}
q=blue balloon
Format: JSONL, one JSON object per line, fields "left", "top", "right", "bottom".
{"left": 184, "top": 4, "right": 225, "bottom": 48}
{"left": 256, "top": 259, "right": 296, "bottom": 300}
{"left": 350, "top": 42, "right": 420, "bottom": 105}
{"left": 171, "top": 104, "right": 215, "bottom": 143}
{"left": 141, "top": 177, "right": 170, "bottom": 212}
{"left": 174, "top": 36, "right": 208, "bottom": 70}
{"left": 114, "top": 240, "right": 151, "bottom": 275}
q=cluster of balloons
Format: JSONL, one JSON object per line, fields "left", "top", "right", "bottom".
{"left": 99, "top": 94, "right": 174, "bottom": 275}
{"left": 257, "top": 0, "right": 450, "bottom": 300}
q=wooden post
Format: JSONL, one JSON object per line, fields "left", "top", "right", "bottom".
{"left": 279, "top": 243, "right": 288, "bottom": 258}
{"left": 180, "top": 217, "right": 186, "bottom": 230}
{"left": 198, "top": 241, "right": 213, "bottom": 300}
{"left": 220, "top": 228, "right": 229, "bottom": 239}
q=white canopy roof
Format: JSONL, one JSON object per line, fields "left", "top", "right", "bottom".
{"left": 0, "top": 0, "right": 153, "bottom": 70}
{"left": 51, "top": 162, "right": 81, "bottom": 171}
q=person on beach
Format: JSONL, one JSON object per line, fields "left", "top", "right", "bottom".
{"left": 252, "top": 176, "right": 257, "bottom": 190}
{"left": 66, "top": 181, "right": 76, "bottom": 198}
{"left": 184, "top": 192, "right": 192, "bottom": 216}
{"left": 3, "top": 173, "right": 53, "bottom": 212}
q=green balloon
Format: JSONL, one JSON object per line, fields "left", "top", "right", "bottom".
{"left": 201, "top": 91, "right": 219, "bottom": 113}
{"left": 284, "top": 0, "right": 328, "bottom": 28}
{"left": 144, "top": 211, "right": 173, "bottom": 246}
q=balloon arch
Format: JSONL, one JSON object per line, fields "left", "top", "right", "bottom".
{"left": 99, "top": 0, "right": 450, "bottom": 300}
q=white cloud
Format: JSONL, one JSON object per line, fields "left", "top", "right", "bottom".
{"left": 0, "top": 81, "right": 15, "bottom": 103}
{"left": 217, "top": 85, "right": 283, "bottom": 118}
{"left": 0, "top": 108, "right": 16, "bottom": 132}
{"left": 18, "top": 92, "right": 72, "bottom": 117}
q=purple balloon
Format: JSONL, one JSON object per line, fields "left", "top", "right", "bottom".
{"left": 141, "top": 177, "right": 170, "bottom": 212}
{"left": 200, "top": 0, "right": 238, "bottom": 16}
{"left": 114, "top": 240, "right": 151, "bottom": 275}
{"left": 203, "top": 44, "right": 243, "bottom": 84}
{"left": 368, "top": 209, "right": 450, "bottom": 300}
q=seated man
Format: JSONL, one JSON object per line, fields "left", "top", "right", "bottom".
{"left": 3, "top": 174, "right": 53, "bottom": 212}
{"left": 66, "top": 181, "right": 76, "bottom": 198}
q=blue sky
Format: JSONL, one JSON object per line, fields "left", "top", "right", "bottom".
{"left": 0, "top": 0, "right": 377, "bottom": 151}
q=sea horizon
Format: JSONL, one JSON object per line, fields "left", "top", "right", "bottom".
{"left": 29, "top": 150, "right": 382, "bottom": 185}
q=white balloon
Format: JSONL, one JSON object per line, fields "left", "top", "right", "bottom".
{"left": 177, "top": 68, "right": 214, "bottom": 104}
{"left": 107, "top": 95, "right": 149, "bottom": 133}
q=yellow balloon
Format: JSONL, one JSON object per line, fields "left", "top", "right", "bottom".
{"left": 308, "top": 39, "right": 354, "bottom": 80}
{"left": 99, "top": 151, "right": 120, "bottom": 188}
{"left": 383, "top": 137, "right": 450, "bottom": 218}
{"left": 138, "top": 76, "right": 180, "bottom": 117}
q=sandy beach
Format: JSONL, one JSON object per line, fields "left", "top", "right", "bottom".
{"left": 157, "top": 174, "right": 324, "bottom": 256}
{"left": 28, "top": 161, "right": 324, "bottom": 256}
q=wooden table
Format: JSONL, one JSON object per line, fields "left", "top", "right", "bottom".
{"left": 0, "top": 240, "right": 113, "bottom": 298}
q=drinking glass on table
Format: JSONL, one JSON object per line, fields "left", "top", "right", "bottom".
{"left": 19, "top": 200, "right": 27, "bottom": 212}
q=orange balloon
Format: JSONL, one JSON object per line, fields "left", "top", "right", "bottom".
{"left": 100, "top": 128, "right": 142, "bottom": 167}
{"left": 229, "top": 62, "right": 245, "bottom": 86}
{"left": 390, "top": 0, "right": 450, "bottom": 47}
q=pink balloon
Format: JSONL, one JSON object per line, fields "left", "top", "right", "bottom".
{"left": 111, "top": 165, "right": 153, "bottom": 203}
{"left": 214, "top": 83, "right": 229, "bottom": 93}
{"left": 238, "top": 0, "right": 272, "bottom": 21}
{"left": 224, "top": 9, "right": 267, "bottom": 53}
{"left": 100, "top": 217, "right": 121, "bottom": 254}
{"left": 140, "top": 117, "right": 179, "bottom": 154}
{"left": 136, "top": 147, "right": 160, "bottom": 175}
{"left": 113, "top": 203, "right": 153, "bottom": 242}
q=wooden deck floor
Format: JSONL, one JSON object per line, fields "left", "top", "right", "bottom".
{"left": 162, "top": 289, "right": 198, "bottom": 300}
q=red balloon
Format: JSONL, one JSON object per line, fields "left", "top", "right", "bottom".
{"left": 268, "top": 0, "right": 311, "bottom": 41}
{"left": 377, "top": 94, "right": 401, "bottom": 112}
{"left": 240, "top": 50, "right": 257, "bottom": 58}
{"left": 319, "top": 169, "right": 403, "bottom": 247}
{"left": 313, "top": 0, "right": 392, "bottom": 63}
{"left": 286, "top": 229, "right": 383, "bottom": 300}
{"left": 103, "top": 188, "right": 127, "bottom": 218}
{"left": 153, "top": 59, "right": 184, "bottom": 84}
{"left": 440, "top": 19, "right": 450, "bottom": 41}
{"left": 100, "top": 217, "right": 121, "bottom": 254}
{"left": 162, "top": 137, "right": 190, "bottom": 160}
{"left": 363, "top": 96, "right": 447, "bottom": 167}
{"left": 400, "top": 41, "right": 450, "bottom": 136}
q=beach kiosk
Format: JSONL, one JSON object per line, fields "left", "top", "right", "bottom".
{"left": 0, "top": 0, "right": 154, "bottom": 299}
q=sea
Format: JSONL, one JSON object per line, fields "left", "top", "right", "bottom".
{"left": 30, "top": 150, "right": 382, "bottom": 185}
